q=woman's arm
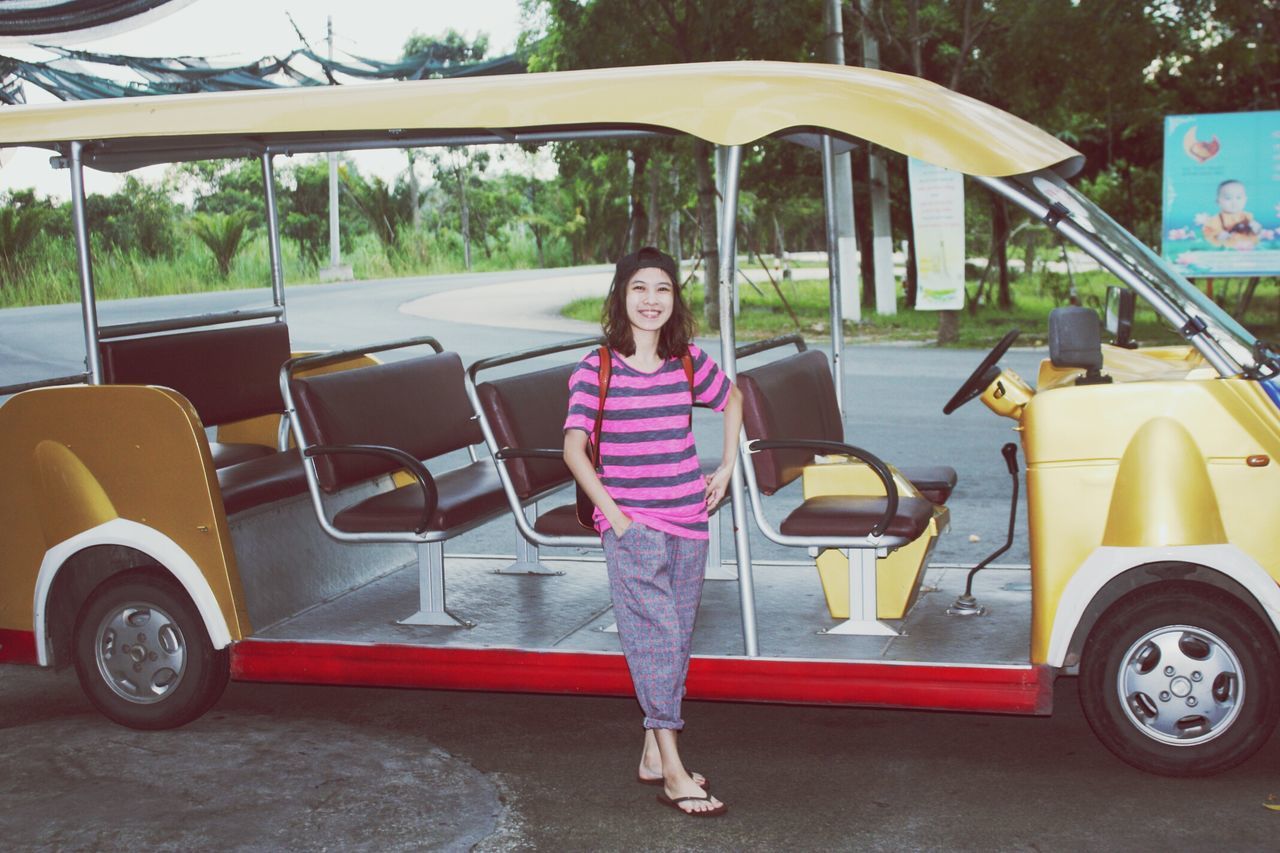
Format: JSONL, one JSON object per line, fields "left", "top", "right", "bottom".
{"left": 564, "top": 428, "right": 631, "bottom": 534}
{"left": 704, "top": 383, "right": 743, "bottom": 507}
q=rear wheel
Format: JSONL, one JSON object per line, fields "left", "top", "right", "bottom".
{"left": 1079, "top": 585, "right": 1279, "bottom": 776}
{"left": 73, "top": 572, "right": 229, "bottom": 730}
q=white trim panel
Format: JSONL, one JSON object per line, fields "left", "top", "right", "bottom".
{"left": 33, "top": 518, "right": 233, "bottom": 666}
{"left": 1047, "top": 544, "right": 1280, "bottom": 667}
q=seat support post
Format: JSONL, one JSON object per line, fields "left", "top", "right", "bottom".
{"left": 496, "top": 503, "right": 563, "bottom": 575}
{"left": 400, "top": 542, "right": 474, "bottom": 628}
{"left": 821, "top": 547, "right": 898, "bottom": 636}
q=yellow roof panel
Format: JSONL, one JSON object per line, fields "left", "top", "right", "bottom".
{"left": 0, "top": 61, "right": 1081, "bottom": 177}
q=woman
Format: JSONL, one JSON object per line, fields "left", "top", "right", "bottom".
{"left": 564, "top": 246, "right": 742, "bottom": 817}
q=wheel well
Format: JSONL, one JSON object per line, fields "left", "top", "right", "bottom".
{"left": 1064, "top": 562, "right": 1280, "bottom": 669}
{"left": 44, "top": 545, "right": 181, "bottom": 668}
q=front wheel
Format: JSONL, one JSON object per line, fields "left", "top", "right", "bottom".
{"left": 73, "top": 572, "right": 229, "bottom": 730}
{"left": 1079, "top": 585, "right": 1279, "bottom": 776}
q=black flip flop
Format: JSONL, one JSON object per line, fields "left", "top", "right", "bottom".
{"left": 657, "top": 792, "right": 728, "bottom": 818}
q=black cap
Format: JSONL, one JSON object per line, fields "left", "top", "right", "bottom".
{"left": 613, "top": 246, "right": 679, "bottom": 289}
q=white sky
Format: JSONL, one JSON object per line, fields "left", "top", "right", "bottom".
{"left": 0, "top": 0, "right": 529, "bottom": 198}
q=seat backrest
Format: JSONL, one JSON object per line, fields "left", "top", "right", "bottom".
{"left": 290, "top": 352, "right": 482, "bottom": 492}
{"left": 737, "top": 348, "right": 843, "bottom": 494}
{"left": 100, "top": 322, "right": 291, "bottom": 427}
{"left": 476, "top": 362, "right": 574, "bottom": 500}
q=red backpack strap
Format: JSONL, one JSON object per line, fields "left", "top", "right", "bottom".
{"left": 589, "top": 346, "right": 612, "bottom": 465}
{"left": 681, "top": 353, "right": 695, "bottom": 427}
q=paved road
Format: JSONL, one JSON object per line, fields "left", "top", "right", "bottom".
{"left": 2, "top": 664, "right": 1277, "bottom": 850}
{"left": 11, "top": 270, "right": 1270, "bottom": 850}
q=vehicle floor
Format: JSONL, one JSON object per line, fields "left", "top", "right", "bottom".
{"left": 254, "top": 558, "right": 1032, "bottom": 667}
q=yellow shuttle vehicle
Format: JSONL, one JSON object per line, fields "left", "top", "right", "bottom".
{"left": 0, "top": 62, "right": 1275, "bottom": 777}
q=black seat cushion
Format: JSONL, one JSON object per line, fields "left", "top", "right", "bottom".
{"left": 332, "top": 459, "right": 506, "bottom": 534}
{"left": 290, "top": 352, "right": 483, "bottom": 493}
{"left": 209, "top": 441, "right": 275, "bottom": 470}
{"left": 217, "top": 450, "right": 308, "bottom": 516}
{"left": 476, "top": 363, "right": 575, "bottom": 500}
{"left": 899, "top": 464, "right": 958, "bottom": 505}
{"left": 102, "top": 322, "right": 291, "bottom": 426}
{"left": 738, "top": 350, "right": 844, "bottom": 494}
{"left": 533, "top": 503, "right": 586, "bottom": 537}
{"left": 779, "top": 494, "right": 935, "bottom": 541}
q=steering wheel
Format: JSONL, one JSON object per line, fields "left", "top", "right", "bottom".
{"left": 942, "top": 328, "right": 1021, "bottom": 415}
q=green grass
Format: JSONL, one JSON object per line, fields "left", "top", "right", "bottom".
{"left": 0, "top": 225, "right": 568, "bottom": 308}
{"left": 562, "top": 270, "right": 1279, "bottom": 347}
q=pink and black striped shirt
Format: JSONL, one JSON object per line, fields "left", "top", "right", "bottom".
{"left": 564, "top": 343, "right": 732, "bottom": 540}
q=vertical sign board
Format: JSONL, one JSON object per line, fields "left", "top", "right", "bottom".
{"left": 1162, "top": 111, "right": 1280, "bottom": 277}
{"left": 908, "top": 157, "right": 966, "bottom": 310}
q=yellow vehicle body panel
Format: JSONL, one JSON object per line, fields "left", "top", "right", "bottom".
{"left": 0, "top": 61, "right": 1082, "bottom": 178}
{"left": 1023, "top": 376, "right": 1280, "bottom": 663}
{"left": 0, "top": 385, "right": 247, "bottom": 638}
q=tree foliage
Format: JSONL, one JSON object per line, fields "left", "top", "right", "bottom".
{"left": 189, "top": 210, "right": 254, "bottom": 278}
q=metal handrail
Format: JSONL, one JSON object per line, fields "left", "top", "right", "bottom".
{"left": 466, "top": 335, "right": 603, "bottom": 381}
{"left": 98, "top": 307, "right": 284, "bottom": 340}
{"left": 735, "top": 334, "right": 807, "bottom": 361}
{"left": 0, "top": 373, "right": 89, "bottom": 396}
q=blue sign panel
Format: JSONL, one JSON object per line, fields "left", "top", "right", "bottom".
{"left": 1162, "top": 111, "right": 1280, "bottom": 277}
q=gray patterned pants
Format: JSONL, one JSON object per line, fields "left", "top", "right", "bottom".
{"left": 602, "top": 523, "right": 709, "bottom": 730}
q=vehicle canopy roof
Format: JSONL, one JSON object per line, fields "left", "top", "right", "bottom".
{"left": 0, "top": 60, "right": 1082, "bottom": 177}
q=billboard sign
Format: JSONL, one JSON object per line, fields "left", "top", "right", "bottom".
{"left": 908, "top": 157, "right": 966, "bottom": 310}
{"left": 1162, "top": 110, "right": 1280, "bottom": 277}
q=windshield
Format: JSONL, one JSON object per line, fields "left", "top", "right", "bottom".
{"left": 1013, "top": 170, "right": 1271, "bottom": 376}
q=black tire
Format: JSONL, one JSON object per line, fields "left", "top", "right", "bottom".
{"left": 1079, "top": 584, "right": 1280, "bottom": 777}
{"left": 72, "top": 571, "right": 230, "bottom": 730}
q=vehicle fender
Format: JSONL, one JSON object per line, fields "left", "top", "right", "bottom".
{"left": 33, "top": 517, "right": 233, "bottom": 666}
{"left": 1101, "top": 417, "right": 1226, "bottom": 548}
{"left": 1046, "top": 544, "right": 1280, "bottom": 668}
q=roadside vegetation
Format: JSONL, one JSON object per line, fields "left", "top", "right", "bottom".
{"left": 564, "top": 267, "right": 1279, "bottom": 347}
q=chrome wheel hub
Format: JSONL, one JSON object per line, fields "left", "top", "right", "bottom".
{"left": 1117, "top": 624, "right": 1243, "bottom": 746}
{"left": 94, "top": 603, "right": 187, "bottom": 704}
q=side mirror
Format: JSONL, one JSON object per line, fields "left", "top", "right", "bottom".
{"left": 1104, "top": 286, "right": 1136, "bottom": 349}
{"left": 1049, "top": 306, "right": 1111, "bottom": 385}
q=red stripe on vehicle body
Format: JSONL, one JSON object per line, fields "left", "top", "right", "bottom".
{"left": 231, "top": 641, "right": 1054, "bottom": 715}
{"left": 0, "top": 629, "right": 39, "bottom": 665}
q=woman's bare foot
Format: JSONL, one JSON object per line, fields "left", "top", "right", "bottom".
{"left": 637, "top": 729, "right": 706, "bottom": 786}
{"left": 650, "top": 728, "right": 724, "bottom": 814}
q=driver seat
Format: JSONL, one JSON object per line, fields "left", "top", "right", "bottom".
{"left": 737, "top": 347, "right": 957, "bottom": 505}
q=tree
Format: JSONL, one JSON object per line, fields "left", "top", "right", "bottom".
{"left": 342, "top": 170, "right": 413, "bottom": 250}
{"left": 0, "top": 190, "right": 55, "bottom": 279}
{"left": 84, "top": 177, "right": 178, "bottom": 259}
{"left": 280, "top": 159, "right": 334, "bottom": 268}
{"left": 189, "top": 211, "right": 253, "bottom": 278}
{"left": 528, "top": 0, "right": 824, "bottom": 329}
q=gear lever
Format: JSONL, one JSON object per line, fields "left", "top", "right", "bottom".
{"left": 947, "top": 442, "right": 1020, "bottom": 617}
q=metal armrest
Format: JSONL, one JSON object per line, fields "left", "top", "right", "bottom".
{"left": 494, "top": 447, "right": 564, "bottom": 461}
{"left": 735, "top": 333, "right": 807, "bottom": 360}
{"left": 304, "top": 444, "right": 438, "bottom": 534}
{"left": 747, "top": 437, "right": 898, "bottom": 538}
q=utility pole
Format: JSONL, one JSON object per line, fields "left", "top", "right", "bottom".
{"left": 321, "top": 15, "right": 353, "bottom": 281}
{"left": 823, "top": 0, "right": 861, "bottom": 323}
{"left": 860, "top": 0, "right": 896, "bottom": 315}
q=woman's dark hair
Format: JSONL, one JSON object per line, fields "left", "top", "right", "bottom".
{"left": 602, "top": 246, "right": 697, "bottom": 358}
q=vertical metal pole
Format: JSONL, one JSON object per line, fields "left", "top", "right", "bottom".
{"left": 68, "top": 141, "right": 102, "bottom": 384}
{"left": 821, "top": 135, "right": 846, "bottom": 415}
{"left": 716, "top": 144, "right": 759, "bottom": 658}
{"left": 260, "top": 153, "right": 286, "bottom": 315}
{"left": 326, "top": 16, "right": 342, "bottom": 272}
